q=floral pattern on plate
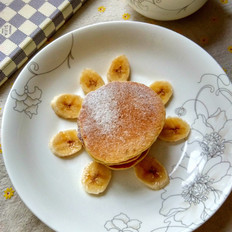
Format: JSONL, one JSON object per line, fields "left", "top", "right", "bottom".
{"left": 3, "top": 22, "right": 232, "bottom": 232}
{"left": 10, "top": 34, "right": 75, "bottom": 119}
{"left": 153, "top": 73, "right": 232, "bottom": 231}
{"left": 105, "top": 73, "right": 232, "bottom": 232}
{"left": 105, "top": 213, "right": 142, "bottom": 232}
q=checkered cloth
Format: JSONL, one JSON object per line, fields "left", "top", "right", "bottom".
{"left": 0, "top": 0, "right": 87, "bottom": 86}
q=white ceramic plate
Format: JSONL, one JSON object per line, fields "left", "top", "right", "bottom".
{"left": 2, "top": 21, "right": 232, "bottom": 232}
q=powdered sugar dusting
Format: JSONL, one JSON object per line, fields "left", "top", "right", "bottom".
{"left": 78, "top": 82, "right": 166, "bottom": 163}
{"left": 84, "top": 86, "right": 119, "bottom": 133}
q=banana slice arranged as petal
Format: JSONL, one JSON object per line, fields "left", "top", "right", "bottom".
{"left": 159, "top": 117, "right": 190, "bottom": 142}
{"left": 80, "top": 69, "right": 105, "bottom": 94}
{"left": 81, "top": 161, "right": 112, "bottom": 195}
{"left": 134, "top": 155, "right": 169, "bottom": 190}
{"left": 51, "top": 94, "right": 83, "bottom": 119}
{"left": 49, "top": 129, "right": 82, "bottom": 158}
{"left": 150, "top": 81, "right": 173, "bottom": 105}
{"left": 107, "top": 55, "right": 130, "bottom": 82}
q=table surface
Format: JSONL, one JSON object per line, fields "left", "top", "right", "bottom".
{"left": 1, "top": 0, "right": 232, "bottom": 231}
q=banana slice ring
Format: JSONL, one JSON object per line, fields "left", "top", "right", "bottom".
{"left": 81, "top": 161, "right": 112, "bottom": 195}
{"left": 48, "top": 54, "right": 193, "bottom": 194}
{"left": 51, "top": 94, "right": 83, "bottom": 119}
{"left": 150, "top": 81, "right": 173, "bottom": 105}
{"left": 159, "top": 117, "right": 190, "bottom": 142}
{"left": 134, "top": 155, "right": 169, "bottom": 190}
{"left": 49, "top": 129, "right": 82, "bottom": 158}
{"left": 107, "top": 55, "right": 130, "bottom": 82}
{"left": 80, "top": 69, "right": 105, "bottom": 94}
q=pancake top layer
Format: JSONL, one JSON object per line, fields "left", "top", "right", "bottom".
{"left": 78, "top": 81, "right": 165, "bottom": 164}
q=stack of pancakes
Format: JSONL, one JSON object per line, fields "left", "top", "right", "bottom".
{"left": 77, "top": 81, "right": 165, "bottom": 170}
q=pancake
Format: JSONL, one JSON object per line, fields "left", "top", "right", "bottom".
{"left": 107, "top": 149, "right": 149, "bottom": 170}
{"left": 77, "top": 125, "right": 143, "bottom": 164}
{"left": 78, "top": 81, "right": 165, "bottom": 165}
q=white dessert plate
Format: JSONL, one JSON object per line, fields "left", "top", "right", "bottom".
{"left": 2, "top": 21, "right": 232, "bottom": 232}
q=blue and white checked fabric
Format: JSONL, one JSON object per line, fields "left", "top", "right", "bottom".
{"left": 0, "top": 0, "right": 87, "bottom": 86}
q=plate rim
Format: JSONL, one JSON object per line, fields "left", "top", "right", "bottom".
{"left": 2, "top": 20, "right": 232, "bottom": 232}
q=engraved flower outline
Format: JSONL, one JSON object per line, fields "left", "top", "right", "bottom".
{"left": 105, "top": 213, "right": 142, "bottom": 232}
{"left": 157, "top": 73, "right": 232, "bottom": 230}
{"left": 10, "top": 34, "right": 75, "bottom": 119}
{"left": 11, "top": 85, "right": 42, "bottom": 119}
{"left": 175, "top": 73, "right": 232, "bottom": 164}
{"left": 186, "top": 108, "right": 232, "bottom": 163}
{"left": 160, "top": 155, "right": 232, "bottom": 227}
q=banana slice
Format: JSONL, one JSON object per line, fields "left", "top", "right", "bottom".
{"left": 134, "top": 155, "right": 169, "bottom": 190}
{"left": 81, "top": 161, "right": 112, "bottom": 195}
{"left": 150, "top": 81, "right": 173, "bottom": 105}
{"left": 49, "top": 129, "right": 82, "bottom": 157}
{"left": 51, "top": 94, "right": 83, "bottom": 119}
{"left": 107, "top": 55, "right": 130, "bottom": 82}
{"left": 159, "top": 117, "right": 190, "bottom": 142}
{"left": 80, "top": 69, "right": 105, "bottom": 94}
